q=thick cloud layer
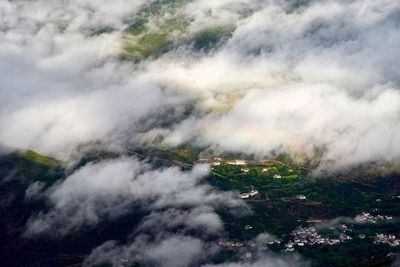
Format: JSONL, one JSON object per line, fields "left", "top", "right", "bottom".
{"left": 2, "top": 0, "right": 400, "bottom": 168}
{"left": 154, "top": 0, "right": 400, "bottom": 168}
{"left": 0, "top": 0, "right": 184, "bottom": 157}
{"left": 165, "top": 84, "right": 400, "bottom": 169}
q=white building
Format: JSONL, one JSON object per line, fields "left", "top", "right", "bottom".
{"left": 240, "top": 189, "right": 259, "bottom": 199}
{"left": 227, "top": 159, "right": 247, "bottom": 165}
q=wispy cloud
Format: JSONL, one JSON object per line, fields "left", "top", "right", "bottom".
{"left": 25, "top": 158, "right": 246, "bottom": 237}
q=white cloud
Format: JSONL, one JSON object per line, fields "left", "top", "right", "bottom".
{"left": 148, "top": 0, "right": 400, "bottom": 169}
{"left": 25, "top": 158, "right": 246, "bottom": 237}
{"left": 2, "top": 0, "right": 400, "bottom": 169}
{"left": 85, "top": 234, "right": 218, "bottom": 267}
{"left": 164, "top": 83, "right": 400, "bottom": 169}
{"left": 0, "top": 0, "right": 184, "bottom": 158}
{"left": 24, "top": 156, "right": 248, "bottom": 266}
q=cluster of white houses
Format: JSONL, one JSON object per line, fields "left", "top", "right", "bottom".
{"left": 218, "top": 240, "right": 244, "bottom": 249}
{"left": 284, "top": 227, "right": 352, "bottom": 251}
{"left": 199, "top": 157, "right": 248, "bottom": 166}
{"left": 217, "top": 222, "right": 400, "bottom": 258}
{"left": 218, "top": 226, "right": 354, "bottom": 255}
{"left": 199, "top": 157, "right": 284, "bottom": 167}
{"left": 355, "top": 212, "right": 393, "bottom": 223}
{"left": 374, "top": 234, "right": 400, "bottom": 246}
{"left": 227, "top": 159, "right": 247, "bottom": 165}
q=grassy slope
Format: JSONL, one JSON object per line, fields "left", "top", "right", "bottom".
{"left": 121, "top": 0, "right": 236, "bottom": 61}
{"left": 17, "top": 149, "right": 59, "bottom": 167}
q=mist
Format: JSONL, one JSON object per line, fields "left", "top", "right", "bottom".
{"left": 1, "top": 0, "right": 400, "bottom": 266}
{"left": 1, "top": 0, "right": 400, "bottom": 169}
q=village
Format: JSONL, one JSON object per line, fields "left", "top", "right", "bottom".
{"left": 284, "top": 226, "right": 351, "bottom": 251}
{"left": 206, "top": 157, "right": 317, "bottom": 208}
{"left": 355, "top": 212, "right": 393, "bottom": 223}
{"left": 196, "top": 154, "right": 400, "bottom": 263}
{"left": 217, "top": 221, "right": 400, "bottom": 259}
